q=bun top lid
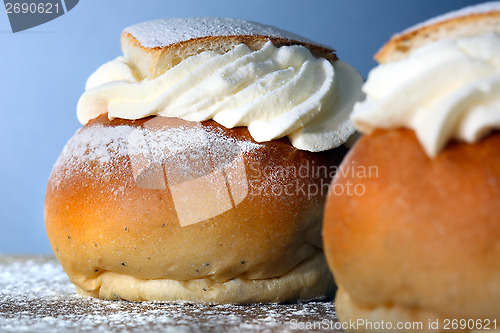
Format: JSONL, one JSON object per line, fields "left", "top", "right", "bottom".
{"left": 375, "top": 1, "right": 500, "bottom": 63}
{"left": 121, "top": 17, "right": 337, "bottom": 74}
{"left": 125, "top": 17, "right": 327, "bottom": 49}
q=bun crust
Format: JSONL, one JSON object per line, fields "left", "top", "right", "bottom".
{"left": 45, "top": 115, "right": 345, "bottom": 303}
{"left": 375, "top": 3, "right": 500, "bottom": 63}
{"left": 323, "top": 129, "right": 500, "bottom": 327}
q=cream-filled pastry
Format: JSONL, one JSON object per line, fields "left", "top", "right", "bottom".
{"left": 323, "top": 3, "right": 500, "bottom": 332}
{"left": 45, "top": 17, "right": 363, "bottom": 304}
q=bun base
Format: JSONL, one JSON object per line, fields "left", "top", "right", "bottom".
{"left": 46, "top": 115, "right": 344, "bottom": 304}
{"left": 324, "top": 129, "right": 500, "bottom": 329}
{"left": 335, "top": 289, "right": 495, "bottom": 333}
{"left": 76, "top": 251, "right": 333, "bottom": 304}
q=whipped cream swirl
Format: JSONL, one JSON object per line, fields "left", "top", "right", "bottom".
{"left": 77, "top": 41, "right": 363, "bottom": 152}
{"left": 352, "top": 32, "right": 500, "bottom": 157}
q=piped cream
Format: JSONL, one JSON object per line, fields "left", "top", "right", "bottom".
{"left": 77, "top": 41, "right": 363, "bottom": 152}
{"left": 352, "top": 32, "right": 500, "bottom": 157}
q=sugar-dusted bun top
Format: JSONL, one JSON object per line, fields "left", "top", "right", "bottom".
{"left": 124, "top": 17, "right": 328, "bottom": 49}
{"left": 121, "top": 17, "right": 337, "bottom": 79}
{"left": 375, "top": 1, "right": 500, "bottom": 63}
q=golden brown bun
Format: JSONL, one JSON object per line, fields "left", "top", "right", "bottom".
{"left": 323, "top": 129, "right": 500, "bottom": 332}
{"left": 46, "top": 115, "right": 346, "bottom": 303}
{"left": 375, "top": 3, "right": 500, "bottom": 63}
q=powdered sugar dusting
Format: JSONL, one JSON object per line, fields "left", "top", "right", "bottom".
{"left": 59, "top": 124, "right": 133, "bottom": 164}
{"left": 50, "top": 124, "right": 134, "bottom": 188}
{"left": 140, "top": 125, "right": 258, "bottom": 171}
{"left": 0, "top": 256, "right": 342, "bottom": 332}
{"left": 124, "top": 17, "right": 324, "bottom": 49}
{"left": 56, "top": 122, "right": 259, "bottom": 166}
{"left": 51, "top": 119, "right": 261, "bottom": 188}
{"left": 398, "top": 1, "right": 500, "bottom": 37}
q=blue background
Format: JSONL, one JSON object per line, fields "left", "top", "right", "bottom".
{"left": 0, "top": 0, "right": 485, "bottom": 254}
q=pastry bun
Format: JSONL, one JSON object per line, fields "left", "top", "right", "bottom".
{"left": 45, "top": 114, "right": 345, "bottom": 303}
{"left": 46, "top": 16, "right": 362, "bottom": 304}
{"left": 45, "top": 115, "right": 344, "bottom": 303}
{"left": 324, "top": 3, "right": 500, "bottom": 331}
{"left": 323, "top": 129, "right": 500, "bottom": 331}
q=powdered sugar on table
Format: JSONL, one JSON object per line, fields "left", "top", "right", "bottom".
{"left": 0, "top": 256, "right": 343, "bottom": 332}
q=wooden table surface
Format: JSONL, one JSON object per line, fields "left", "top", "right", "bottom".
{"left": 0, "top": 256, "right": 343, "bottom": 332}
